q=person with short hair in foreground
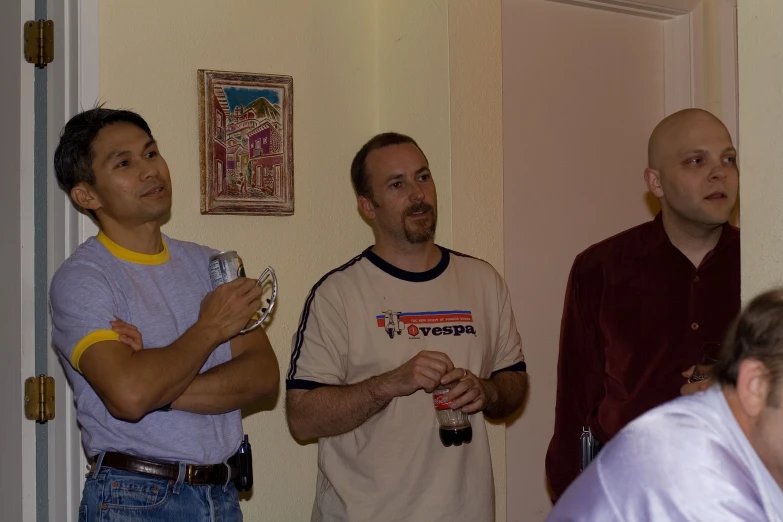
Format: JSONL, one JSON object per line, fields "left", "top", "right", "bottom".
{"left": 547, "top": 288, "right": 783, "bottom": 521}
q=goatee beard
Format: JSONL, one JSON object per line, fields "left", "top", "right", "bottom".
{"left": 403, "top": 203, "right": 436, "bottom": 243}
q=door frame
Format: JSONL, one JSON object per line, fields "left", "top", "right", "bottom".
{"left": 35, "top": 0, "right": 100, "bottom": 521}
{"left": 13, "top": 0, "right": 37, "bottom": 520}
{"left": 546, "top": 0, "right": 739, "bottom": 142}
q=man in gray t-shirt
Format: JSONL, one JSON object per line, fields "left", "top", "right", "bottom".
{"left": 50, "top": 108, "right": 279, "bottom": 522}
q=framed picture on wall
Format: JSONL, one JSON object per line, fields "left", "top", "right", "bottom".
{"left": 198, "top": 69, "right": 294, "bottom": 215}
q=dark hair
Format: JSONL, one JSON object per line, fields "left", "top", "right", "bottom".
{"left": 54, "top": 107, "right": 153, "bottom": 196}
{"left": 350, "top": 132, "right": 426, "bottom": 200}
{"left": 715, "top": 288, "right": 783, "bottom": 405}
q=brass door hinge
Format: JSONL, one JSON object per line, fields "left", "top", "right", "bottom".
{"left": 24, "top": 374, "right": 55, "bottom": 423}
{"left": 23, "top": 20, "right": 54, "bottom": 69}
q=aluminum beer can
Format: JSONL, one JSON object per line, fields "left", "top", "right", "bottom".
{"left": 209, "top": 251, "right": 246, "bottom": 290}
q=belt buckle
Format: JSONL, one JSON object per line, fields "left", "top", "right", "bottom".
{"left": 186, "top": 464, "right": 195, "bottom": 485}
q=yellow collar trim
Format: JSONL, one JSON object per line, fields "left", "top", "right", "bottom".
{"left": 96, "top": 231, "right": 170, "bottom": 265}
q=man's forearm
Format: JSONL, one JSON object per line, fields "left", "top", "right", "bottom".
{"left": 286, "top": 376, "right": 394, "bottom": 441}
{"left": 482, "top": 371, "right": 528, "bottom": 419}
{"left": 128, "top": 323, "right": 222, "bottom": 410}
{"left": 84, "top": 323, "right": 222, "bottom": 421}
{"left": 172, "top": 349, "right": 279, "bottom": 414}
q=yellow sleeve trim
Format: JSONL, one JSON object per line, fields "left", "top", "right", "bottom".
{"left": 71, "top": 329, "right": 121, "bottom": 373}
{"left": 96, "top": 231, "right": 169, "bottom": 265}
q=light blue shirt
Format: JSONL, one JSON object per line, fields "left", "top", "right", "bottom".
{"left": 50, "top": 232, "right": 242, "bottom": 465}
{"left": 548, "top": 385, "right": 783, "bottom": 521}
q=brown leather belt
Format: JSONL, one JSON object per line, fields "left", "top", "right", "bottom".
{"left": 95, "top": 452, "right": 237, "bottom": 486}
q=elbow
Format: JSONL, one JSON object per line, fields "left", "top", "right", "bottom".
{"left": 103, "top": 386, "right": 156, "bottom": 422}
{"left": 108, "top": 407, "right": 145, "bottom": 423}
{"left": 105, "top": 396, "right": 147, "bottom": 423}
{"left": 253, "top": 366, "right": 280, "bottom": 401}
{"left": 285, "top": 397, "right": 317, "bottom": 442}
{"left": 260, "top": 371, "right": 280, "bottom": 400}
{"left": 286, "top": 413, "right": 315, "bottom": 442}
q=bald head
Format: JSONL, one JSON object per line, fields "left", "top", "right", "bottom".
{"left": 643, "top": 107, "right": 738, "bottom": 229}
{"left": 647, "top": 109, "right": 730, "bottom": 170}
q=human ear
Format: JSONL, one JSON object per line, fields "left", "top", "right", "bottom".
{"left": 70, "top": 182, "right": 103, "bottom": 213}
{"left": 644, "top": 168, "right": 664, "bottom": 198}
{"left": 358, "top": 195, "right": 376, "bottom": 220}
{"left": 736, "top": 359, "right": 771, "bottom": 417}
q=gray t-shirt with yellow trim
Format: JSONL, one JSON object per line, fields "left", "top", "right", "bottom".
{"left": 50, "top": 232, "right": 242, "bottom": 465}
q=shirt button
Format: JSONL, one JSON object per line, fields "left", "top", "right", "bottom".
{"left": 691, "top": 322, "right": 699, "bottom": 330}
{"left": 694, "top": 275, "right": 700, "bottom": 282}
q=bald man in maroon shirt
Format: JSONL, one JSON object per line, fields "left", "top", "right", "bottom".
{"left": 545, "top": 109, "right": 740, "bottom": 502}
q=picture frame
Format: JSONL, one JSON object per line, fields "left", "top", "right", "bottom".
{"left": 198, "top": 69, "right": 294, "bottom": 215}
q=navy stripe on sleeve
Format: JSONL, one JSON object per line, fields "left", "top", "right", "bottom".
{"left": 286, "top": 252, "right": 366, "bottom": 382}
{"left": 286, "top": 379, "right": 332, "bottom": 390}
{"left": 491, "top": 361, "right": 527, "bottom": 377}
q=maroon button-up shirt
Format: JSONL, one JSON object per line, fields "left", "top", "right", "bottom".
{"left": 545, "top": 213, "right": 740, "bottom": 501}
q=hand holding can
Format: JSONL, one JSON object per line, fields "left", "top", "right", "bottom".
{"left": 208, "top": 251, "right": 278, "bottom": 333}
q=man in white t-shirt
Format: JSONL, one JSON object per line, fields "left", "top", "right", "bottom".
{"left": 286, "top": 133, "right": 529, "bottom": 522}
{"left": 548, "top": 288, "right": 783, "bottom": 521}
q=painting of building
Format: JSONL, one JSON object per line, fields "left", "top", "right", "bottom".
{"left": 198, "top": 69, "right": 293, "bottom": 215}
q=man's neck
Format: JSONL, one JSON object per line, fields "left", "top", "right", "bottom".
{"left": 99, "top": 219, "right": 164, "bottom": 255}
{"left": 661, "top": 210, "right": 724, "bottom": 268}
{"left": 371, "top": 239, "right": 442, "bottom": 273}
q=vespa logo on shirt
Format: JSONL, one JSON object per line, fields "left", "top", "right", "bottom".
{"left": 376, "top": 310, "right": 476, "bottom": 340}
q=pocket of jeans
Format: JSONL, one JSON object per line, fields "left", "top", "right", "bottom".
{"left": 226, "top": 482, "right": 241, "bottom": 508}
{"left": 103, "top": 469, "right": 170, "bottom": 510}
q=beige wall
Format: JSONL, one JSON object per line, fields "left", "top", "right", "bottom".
{"left": 378, "top": 0, "right": 453, "bottom": 247}
{"left": 502, "top": 2, "right": 665, "bottom": 520}
{"left": 100, "top": 0, "right": 506, "bottom": 520}
{"left": 702, "top": 0, "right": 738, "bottom": 145}
{"left": 737, "top": 0, "right": 783, "bottom": 300}
{"left": 101, "top": 3, "right": 376, "bottom": 518}
{"left": 448, "top": 2, "right": 506, "bottom": 520}
{"left": 703, "top": 0, "right": 724, "bottom": 119}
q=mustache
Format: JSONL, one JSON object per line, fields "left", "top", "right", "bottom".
{"left": 405, "top": 203, "right": 434, "bottom": 216}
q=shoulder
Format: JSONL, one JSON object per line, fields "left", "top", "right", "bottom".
{"left": 556, "top": 390, "right": 762, "bottom": 521}
{"left": 306, "top": 250, "right": 369, "bottom": 298}
{"left": 50, "top": 244, "right": 117, "bottom": 312}
{"left": 163, "top": 235, "right": 217, "bottom": 257}
{"left": 571, "top": 221, "right": 655, "bottom": 274}
{"left": 597, "top": 391, "right": 752, "bottom": 495}
{"left": 163, "top": 235, "right": 217, "bottom": 265}
{"left": 607, "top": 397, "right": 724, "bottom": 461}
{"left": 51, "top": 238, "right": 111, "bottom": 290}
{"left": 447, "top": 248, "right": 501, "bottom": 280}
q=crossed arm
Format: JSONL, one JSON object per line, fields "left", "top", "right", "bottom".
{"left": 172, "top": 326, "right": 278, "bottom": 414}
{"left": 80, "top": 278, "right": 279, "bottom": 421}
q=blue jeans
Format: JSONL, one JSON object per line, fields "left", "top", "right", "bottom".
{"left": 79, "top": 452, "right": 243, "bottom": 522}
